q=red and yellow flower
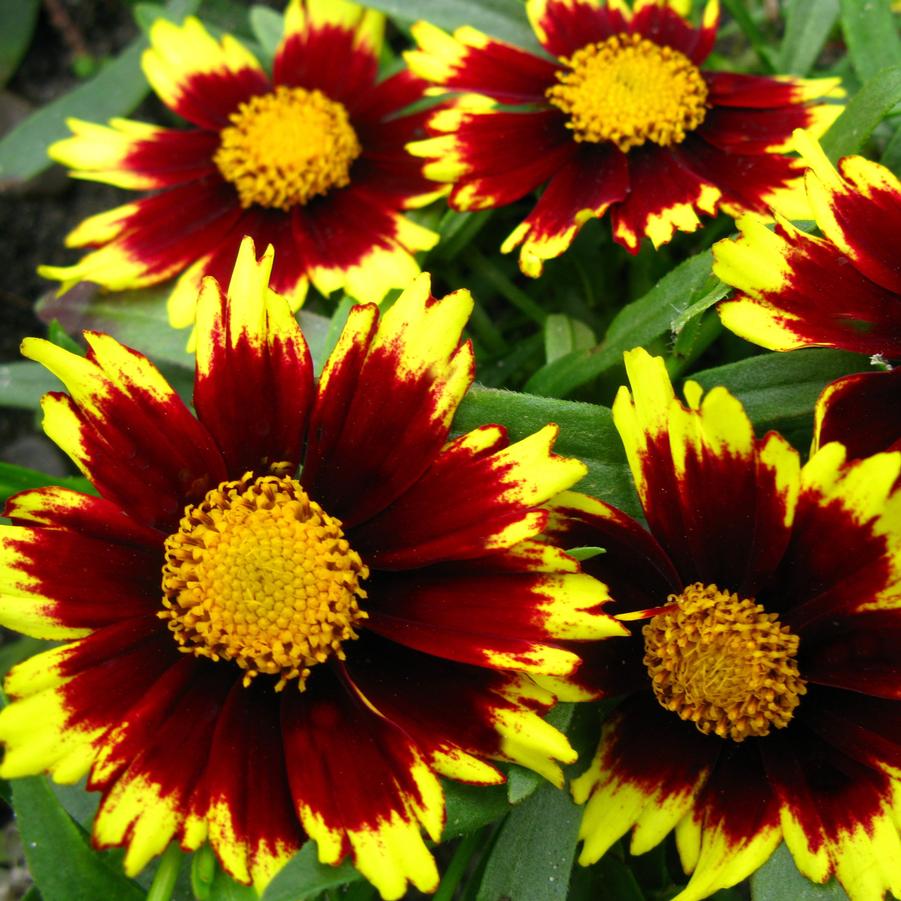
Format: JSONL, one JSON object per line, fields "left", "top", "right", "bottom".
{"left": 544, "top": 349, "right": 901, "bottom": 900}
{"left": 404, "top": 0, "right": 843, "bottom": 275}
{"left": 39, "top": 0, "right": 442, "bottom": 330}
{"left": 0, "top": 239, "right": 626, "bottom": 897}
{"left": 713, "top": 131, "right": 901, "bottom": 356}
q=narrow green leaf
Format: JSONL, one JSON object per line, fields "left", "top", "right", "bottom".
{"left": 719, "top": 0, "right": 778, "bottom": 72}
{"left": 545, "top": 314, "right": 597, "bottom": 365}
{"left": 0, "top": 361, "right": 61, "bottom": 409}
{"left": 524, "top": 251, "right": 714, "bottom": 399}
{"left": 361, "top": 0, "right": 539, "bottom": 50}
{"left": 821, "top": 64, "right": 901, "bottom": 160}
{"left": 0, "top": 636, "right": 49, "bottom": 680}
{"left": 839, "top": 0, "right": 901, "bottom": 84}
{"left": 249, "top": 6, "right": 284, "bottom": 60}
{"left": 0, "top": 462, "right": 92, "bottom": 503}
{"left": 881, "top": 121, "right": 901, "bottom": 174}
{"left": 0, "top": 0, "right": 39, "bottom": 88}
{"left": 47, "top": 321, "right": 85, "bottom": 356}
{"left": 475, "top": 780, "right": 582, "bottom": 901}
{"left": 567, "top": 546, "right": 606, "bottom": 561}
{"left": 0, "top": 0, "right": 199, "bottom": 185}
{"left": 778, "top": 0, "right": 840, "bottom": 75}
{"left": 11, "top": 776, "right": 144, "bottom": 901}
{"left": 689, "top": 349, "right": 869, "bottom": 436}
{"left": 751, "top": 843, "right": 850, "bottom": 900}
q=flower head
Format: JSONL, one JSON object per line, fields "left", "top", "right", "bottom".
{"left": 0, "top": 239, "right": 626, "bottom": 898}
{"left": 546, "top": 349, "right": 901, "bottom": 900}
{"left": 714, "top": 131, "right": 901, "bottom": 356}
{"left": 405, "top": 0, "right": 843, "bottom": 275}
{"left": 40, "top": 0, "right": 442, "bottom": 329}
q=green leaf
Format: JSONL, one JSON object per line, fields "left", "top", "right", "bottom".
{"left": 719, "top": 0, "right": 778, "bottom": 72}
{"left": 567, "top": 546, "right": 606, "bottom": 561}
{"left": 506, "top": 705, "right": 574, "bottom": 805}
{"left": 0, "top": 0, "right": 39, "bottom": 87}
{"left": 0, "top": 361, "right": 61, "bottom": 409}
{"left": 821, "top": 64, "right": 901, "bottom": 160}
{"left": 570, "top": 853, "right": 645, "bottom": 901}
{"left": 751, "top": 843, "right": 850, "bottom": 900}
{"left": 544, "top": 314, "right": 597, "bottom": 365}
{"left": 475, "top": 780, "right": 582, "bottom": 901}
{"left": 0, "top": 0, "right": 199, "bottom": 185}
{"left": 0, "top": 636, "right": 49, "bottom": 680}
{"left": 362, "top": 0, "right": 539, "bottom": 50}
{"left": 249, "top": 5, "right": 284, "bottom": 61}
{"left": 524, "top": 251, "right": 714, "bottom": 399}
{"left": 47, "top": 321, "right": 85, "bottom": 356}
{"left": 839, "top": 0, "right": 901, "bottom": 84}
{"left": 454, "top": 385, "right": 638, "bottom": 516}
{"left": 261, "top": 844, "right": 359, "bottom": 901}
{"left": 11, "top": 776, "right": 143, "bottom": 901}
{"left": 779, "top": 0, "right": 840, "bottom": 74}
{"left": 689, "top": 348, "right": 869, "bottom": 437}
{"left": 0, "top": 462, "right": 93, "bottom": 503}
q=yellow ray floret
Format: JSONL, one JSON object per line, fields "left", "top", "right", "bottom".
{"left": 285, "top": 0, "right": 385, "bottom": 58}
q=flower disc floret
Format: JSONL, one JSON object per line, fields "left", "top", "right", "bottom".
{"left": 161, "top": 471, "right": 368, "bottom": 691}
{"left": 214, "top": 85, "right": 362, "bottom": 209}
{"left": 547, "top": 33, "right": 709, "bottom": 151}
{"left": 642, "top": 582, "right": 806, "bottom": 741}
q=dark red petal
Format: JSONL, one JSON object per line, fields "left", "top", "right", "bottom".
{"left": 631, "top": 1, "right": 717, "bottom": 63}
{"left": 354, "top": 69, "right": 429, "bottom": 124}
{"left": 158, "top": 69, "right": 270, "bottom": 132}
{"left": 120, "top": 129, "right": 220, "bottom": 188}
{"left": 529, "top": 0, "right": 629, "bottom": 58}
{"left": 274, "top": 24, "right": 378, "bottom": 110}
{"left": 815, "top": 369, "right": 901, "bottom": 462}
{"left": 705, "top": 71, "right": 808, "bottom": 108}
{"left": 193, "top": 273, "right": 314, "bottom": 479}
{"left": 700, "top": 105, "right": 814, "bottom": 155}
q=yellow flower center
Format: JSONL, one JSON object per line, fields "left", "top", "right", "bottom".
{"left": 160, "top": 472, "right": 368, "bottom": 691}
{"left": 214, "top": 86, "right": 362, "bottom": 210}
{"left": 642, "top": 583, "right": 806, "bottom": 742}
{"left": 547, "top": 33, "right": 709, "bottom": 152}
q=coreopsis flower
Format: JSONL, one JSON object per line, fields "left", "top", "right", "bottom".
{"left": 543, "top": 348, "right": 901, "bottom": 900}
{"left": 39, "top": 0, "right": 441, "bottom": 330}
{"left": 813, "top": 368, "right": 901, "bottom": 466}
{"left": 404, "top": 0, "right": 843, "bottom": 276}
{"left": 713, "top": 131, "right": 901, "bottom": 356}
{"left": 0, "top": 239, "right": 625, "bottom": 898}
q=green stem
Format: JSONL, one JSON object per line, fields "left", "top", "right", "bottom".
{"left": 433, "top": 829, "right": 485, "bottom": 901}
{"left": 719, "top": 0, "right": 777, "bottom": 73}
{"left": 464, "top": 248, "right": 548, "bottom": 326}
{"left": 146, "top": 843, "right": 182, "bottom": 901}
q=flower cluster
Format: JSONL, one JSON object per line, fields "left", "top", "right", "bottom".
{"left": 0, "top": 2, "right": 898, "bottom": 901}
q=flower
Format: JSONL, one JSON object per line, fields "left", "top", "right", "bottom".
{"left": 813, "top": 368, "right": 901, "bottom": 467}
{"left": 404, "top": 0, "right": 843, "bottom": 276}
{"left": 0, "top": 238, "right": 626, "bottom": 898}
{"left": 713, "top": 131, "right": 901, "bottom": 356}
{"left": 39, "top": 0, "right": 442, "bottom": 330}
{"left": 543, "top": 348, "right": 901, "bottom": 900}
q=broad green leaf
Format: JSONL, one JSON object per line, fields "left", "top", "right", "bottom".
{"left": 0, "top": 462, "right": 93, "bottom": 503}
{"left": 249, "top": 5, "right": 284, "bottom": 61}
{"left": 11, "top": 775, "right": 143, "bottom": 901}
{"left": 261, "top": 843, "right": 362, "bottom": 901}
{"left": 778, "top": 0, "right": 839, "bottom": 74}
{"left": 821, "top": 64, "right": 901, "bottom": 160}
{"left": 0, "top": 0, "right": 39, "bottom": 88}
{"left": 751, "top": 843, "right": 850, "bottom": 900}
{"left": 361, "top": 0, "right": 539, "bottom": 50}
{"left": 475, "top": 780, "right": 582, "bottom": 901}
{"left": 689, "top": 348, "right": 869, "bottom": 437}
{"left": 0, "top": 0, "right": 199, "bottom": 185}
{"left": 0, "top": 636, "right": 48, "bottom": 680}
{"left": 544, "top": 314, "right": 597, "bottom": 365}
{"left": 839, "top": 0, "right": 901, "bottom": 84}
{"left": 570, "top": 853, "right": 645, "bottom": 901}
{"left": 0, "top": 361, "right": 63, "bottom": 410}
{"left": 524, "top": 251, "right": 714, "bottom": 399}
{"left": 454, "top": 385, "right": 638, "bottom": 517}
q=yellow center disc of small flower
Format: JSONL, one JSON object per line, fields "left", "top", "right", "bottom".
{"left": 160, "top": 472, "right": 368, "bottom": 691}
{"left": 547, "top": 33, "right": 709, "bottom": 151}
{"left": 642, "top": 583, "right": 806, "bottom": 742}
{"left": 214, "top": 85, "right": 362, "bottom": 210}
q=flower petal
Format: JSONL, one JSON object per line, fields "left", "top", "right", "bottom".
{"left": 142, "top": 16, "right": 269, "bottom": 130}
{"left": 526, "top": 0, "right": 631, "bottom": 58}
{"left": 22, "top": 335, "right": 227, "bottom": 531}
{"left": 714, "top": 213, "right": 901, "bottom": 355}
{"left": 303, "top": 274, "right": 474, "bottom": 525}
{"left": 631, "top": 0, "right": 719, "bottom": 64}
{"left": 274, "top": 0, "right": 383, "bottom": 108}
{"left": 407, "top": 21, "right": 558, "bottom": 104}
{"left": 48, "top": 118, "right": 219, "bottom": 190}
{"left": 573, "top": 694, "right": 717, "bottom": 865}
{"left": 351, "top": 425, "right": 586, "bottom": 568}
{"left": 813, "top": 369, "right": 901, "bottom": 462}
{"left": 193, "top": 237, "right": 314, "bottom": 478}
{"left": 502, "top": 143, "right": 629, "bottom": 276}
{"left": 281, "top": 671, "right": 442, "bottom": 900}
